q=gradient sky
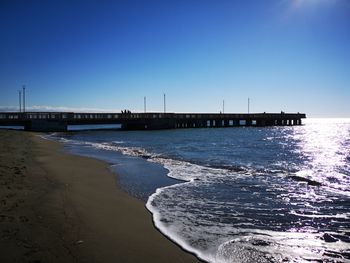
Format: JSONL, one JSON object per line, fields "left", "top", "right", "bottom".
{"left": 0, "top": 0, "right": 349, "bottom": 117}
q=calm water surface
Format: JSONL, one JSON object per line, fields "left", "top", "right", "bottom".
{"left": 50, "top": 118, "right": 350, "bottom": 263}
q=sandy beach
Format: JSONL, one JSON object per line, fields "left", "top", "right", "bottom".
{"left": 0, "top": 130, "right": 199, "bottom": 262}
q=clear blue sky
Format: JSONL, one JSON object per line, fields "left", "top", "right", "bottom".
{"left": 0, "top": 0, "right": 349, "bottom": 117}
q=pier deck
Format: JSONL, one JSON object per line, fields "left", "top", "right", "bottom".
{"left": 0, "top": 112, "right": 306, "bottom": 132}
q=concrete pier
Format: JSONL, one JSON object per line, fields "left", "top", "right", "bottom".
{"left": 0, "top": 112, "right": 306, "bottom": 132}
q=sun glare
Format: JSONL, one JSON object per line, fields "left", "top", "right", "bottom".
{"left": 291, "top": 0, "right": 336, "bottom": 8}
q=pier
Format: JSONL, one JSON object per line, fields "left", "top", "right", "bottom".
{"left": 0, "top": 112, "right": 306, "bottom": 132}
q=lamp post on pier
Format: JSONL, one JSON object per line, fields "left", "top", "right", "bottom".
{"left": 163, "top": 93, "right": 166, "bottom": 113}
{"left": 18, "top": 90, "right": 22, "bottom": 112}
{"left": 22, "top": 85, "right": 26, "bottom": 113}
{"left": 248, "top": 97, "right": 250, "bottom": 114}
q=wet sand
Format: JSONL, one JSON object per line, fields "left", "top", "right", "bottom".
{"left": 0, "top": 130, "right": 199, "bottom": 262}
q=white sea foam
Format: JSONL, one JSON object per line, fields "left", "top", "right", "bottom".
{"left": 150, "top": 157, "right": 247, "bottom": 182}
{"left": 142, "top": 150, "right": 350, "bottom": 262}
{"left": 40, "top": 134, "right": 73, "bottom": 144}
{"left": 290, "top": 210, "right": 350, "bottom": 219}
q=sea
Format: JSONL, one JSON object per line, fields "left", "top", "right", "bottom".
{"left": 47, "top": 118, "right": 350, "bottom": 263}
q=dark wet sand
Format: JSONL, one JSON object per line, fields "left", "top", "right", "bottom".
{"left": 0, "top": 130, "right": 199, "bottom": 262}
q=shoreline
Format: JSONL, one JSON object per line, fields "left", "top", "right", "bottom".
{"left": 0, "top": 130, "right": 199, "bottom": 262}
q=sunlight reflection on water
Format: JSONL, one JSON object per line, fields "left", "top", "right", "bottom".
{"left": 295, "top": 118, "right": 350, "bottom": 196}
